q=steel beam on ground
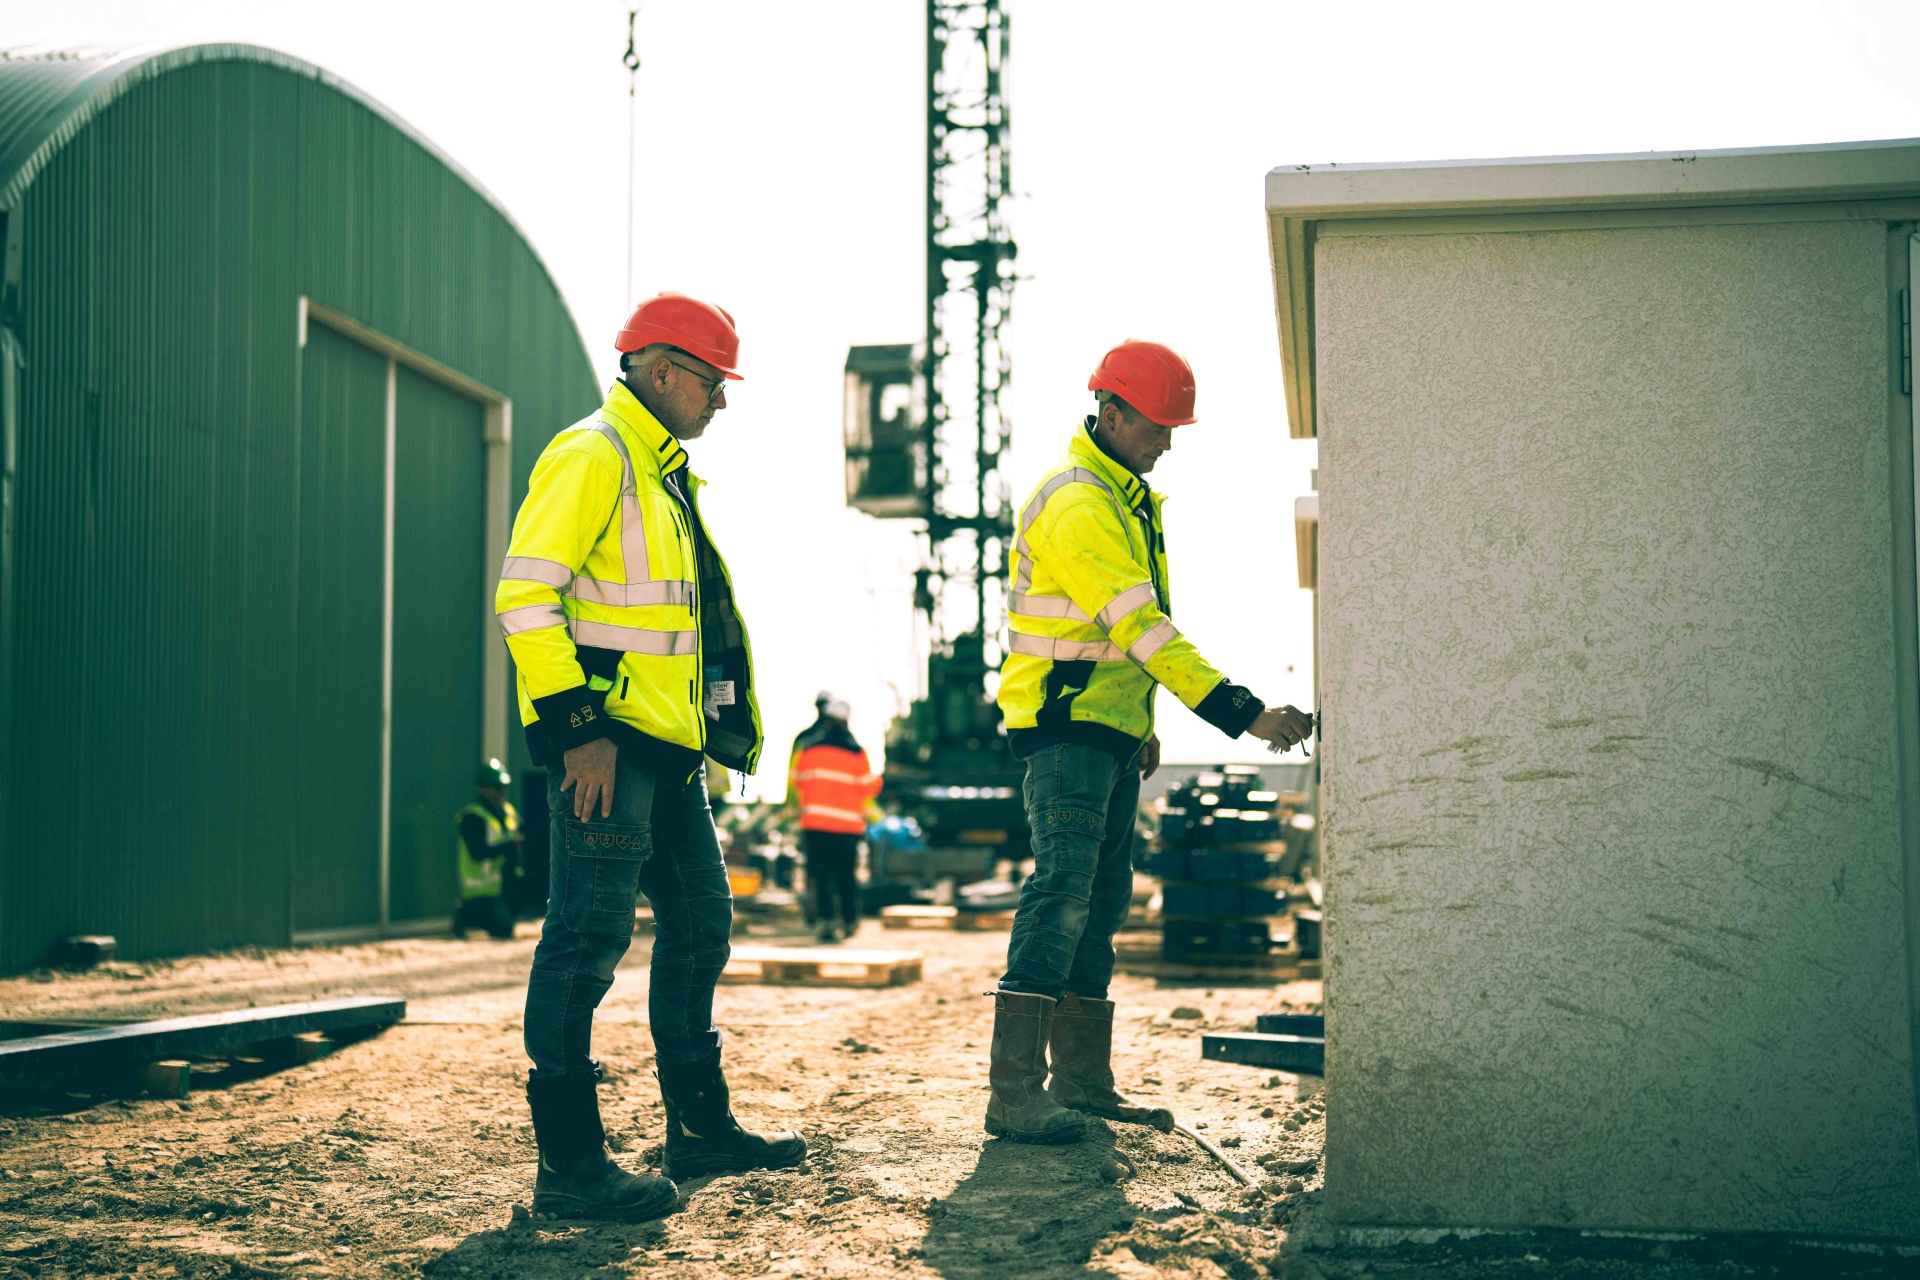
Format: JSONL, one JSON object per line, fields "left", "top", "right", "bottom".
{"left": 1201, "top": 1031, "right": 1325, "bottom": 1074}
{"left": 0, "top": 997, "right": 404, "bottom": 1077}
{"left": 1254, "top": 1013, "right": 1325, "bottom": 1038}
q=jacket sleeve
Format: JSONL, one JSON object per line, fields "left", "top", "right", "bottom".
{"left": 495, "top": 444, "right": 622, "bottom": 752}
{"left": 1037, "top": 496, "right": 1266, "bottom": 740}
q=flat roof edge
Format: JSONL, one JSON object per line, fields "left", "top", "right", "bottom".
{"left": 1265, "top": 137, "right": 1920, "bottom": 217}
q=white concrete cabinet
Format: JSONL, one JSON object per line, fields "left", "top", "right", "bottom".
{"left": 1266, "top": 140, "right": 1920, "bottom": 1240}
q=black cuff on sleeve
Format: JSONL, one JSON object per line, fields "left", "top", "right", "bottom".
{"left": 531, "top": 684, "right": 612, "bottom": 756}
{"left": 1194, "top": 680, "right": 1265, "bottom": 739}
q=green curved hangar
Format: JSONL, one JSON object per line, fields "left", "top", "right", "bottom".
{"left": 0, "top": 44, "right": 599, "bottom": 968}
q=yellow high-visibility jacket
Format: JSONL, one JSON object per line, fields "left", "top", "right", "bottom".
{"left": 455, "top": 799, "right": 519, "bottom": 901}
{"left": 997, "top": 422, "right": 1265, "bottom": 760}
{"left": 495, "top": 382, "right": 763, "bottom": 779}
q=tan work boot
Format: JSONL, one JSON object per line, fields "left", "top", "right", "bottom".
{"left": 984, "top": 991, "right": 1086, "bottom": 1143}
{"left": 1046, "top": 994, "right": 1174, "bottom": 1131}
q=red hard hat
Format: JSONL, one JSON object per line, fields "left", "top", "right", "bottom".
{"left": 1088, "top": 339, "right": 1196, "bottom": 426}
{"left": 614, "top": 292, "right": 744, "bottom": 380}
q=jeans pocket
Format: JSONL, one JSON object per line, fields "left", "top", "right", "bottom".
{"left": 560, "top": 818, "right": 651, "bottom": 936}
{"left": 1030, "top": 806, "right": 1105, "bottom": 902}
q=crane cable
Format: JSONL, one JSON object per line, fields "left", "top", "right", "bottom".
{"left": 623, "top": 9, "right": 642, "bottom": 311}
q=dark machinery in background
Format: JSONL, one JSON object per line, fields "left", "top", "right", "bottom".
{"left": 845, "top": 0, "right": 1026, "bottom": 901}
{"left": 1146, "top": 766, "right": 1318, "bottom": 964}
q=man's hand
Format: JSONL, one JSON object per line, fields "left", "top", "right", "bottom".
{"left": 1139, "top": 734, "right": 1162, "bottom": 780}
{"left": 1248, "top": 705, "right": 1314, "bottom": 752}
{"left": 562, "top": 738, "right": 618, "bottom": 821}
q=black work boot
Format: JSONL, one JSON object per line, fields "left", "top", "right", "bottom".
{"left": 1046, "top": 994, "right": 1174, "bottom": 1131}
{"left": 526, "top": 1072, "right": 678, "bottom": 1221}
{"left": 983, "top": 991, "right": 1085, "bottom": 1143}
{"left": 657, "top": 1058, "right": 808, "bottom": 1181}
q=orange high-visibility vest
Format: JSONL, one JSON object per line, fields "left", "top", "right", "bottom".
{"left": 791, "top": 743, "right": 880, "bottom": 833}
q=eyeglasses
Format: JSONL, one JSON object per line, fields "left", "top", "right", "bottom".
{"left": 664, "top": 356, "right": 726, "bottom": 404}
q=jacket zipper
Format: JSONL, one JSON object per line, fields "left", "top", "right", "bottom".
{"left": 1083, "top": 451, "right": 1167, "bottom": 736}
{"left": 689, "top": 478, "right": 763, "bottom": 773}
{"left": 1129, "top": 494, "right": 1166, "bottom": 607}
{"left": 664, "top": 471, "right": 707, "bottom": 752}
{"left": 1125, "top": 487, "right": 1166, "bottom": 732}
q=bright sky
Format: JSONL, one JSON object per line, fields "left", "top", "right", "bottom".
{"left": 13, "top": 0, "right": 1920, "bottom": 797}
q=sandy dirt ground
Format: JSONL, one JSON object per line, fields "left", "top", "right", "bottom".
{"left": 0, "top": 926, "right": 1904, "bottom": 1280}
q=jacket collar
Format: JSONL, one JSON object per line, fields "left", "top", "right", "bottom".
{"left": 1072, "top": 418, "right": 1151, "bottom": 510}
{"left": 600, "top": 380, "right": 690, "bottom": 478}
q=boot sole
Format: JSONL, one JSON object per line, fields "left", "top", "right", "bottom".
{"left": 1057, "top": 1102, "right": 1175, "bottom": 1133}
{"left": 984, "top": 1114, "right": 1084, "bottom": 1144}
{"left": 531, "top": 1183, "right": 678, "bottom": 1223}
{"left": 664, "top": 1139, "right": 808, "bottom": 1182}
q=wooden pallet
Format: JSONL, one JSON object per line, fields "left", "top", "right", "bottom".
{"left": 1117, "top": 960, "right": 1303, "bottom": 982}
{"left": 1204, "top": 840, "right": 1296, "bottom": 856}
{"left": 878, "top": 904, "right": 1015, "bottom": 931}
{"left": 881, "top": 904, "right": 957, "bottom": 929}
{"left": 953, "top": 910, "right": 1016, "bottom": 932}
{"left": 720, "top": 946, "right": 922, "bottom": 988}
{"left": 1113, "top": 949, "right": 1321, "bottom": 982}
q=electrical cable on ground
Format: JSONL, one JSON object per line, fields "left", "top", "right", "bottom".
{"left": 1176, "top": 1120, "right": 1260, "bottom": 1188}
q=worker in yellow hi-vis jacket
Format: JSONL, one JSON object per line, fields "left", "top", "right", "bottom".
{"left": 985, "top": 340, "right": 1314, "bottom": 1145}
{"left": 494, "top": 292, "right": 804, "bottom": 1222}
{"left": 453, "top": 759, "right": 522, "bottom": 940}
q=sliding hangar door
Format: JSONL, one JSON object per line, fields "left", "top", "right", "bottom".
{"left": 294, "top": 319, "right": 492, "bottom": 936}
{"left": 0, "top": 44, "right": 599, "bottom": 968}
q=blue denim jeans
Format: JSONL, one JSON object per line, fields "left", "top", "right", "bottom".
{"left": 1000, "top": 743, "right": 1141, "bottom": 1000}
{"left": 524, "top": 753, "right": 734, "bottom": 1078}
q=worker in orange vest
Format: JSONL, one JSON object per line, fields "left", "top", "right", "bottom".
{"left": 788, "top": 694, "right": 881, "bottom": 942}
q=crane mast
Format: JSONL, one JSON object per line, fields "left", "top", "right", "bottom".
{"left": 842, "top": 0, "right": 1027, "bottom": 881}
{"left": 925, "top": 0, "right": 1015, "bottom": 662}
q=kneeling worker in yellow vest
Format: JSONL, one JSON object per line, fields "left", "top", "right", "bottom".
{"left": 496, "top": 293, "right": 805, "bottom": 1221}
{"left": 454, "top": 759, "right": 522, "bottom": 940}
{"left": 987, "top": 340, "right": 1313, "bottom": 1143}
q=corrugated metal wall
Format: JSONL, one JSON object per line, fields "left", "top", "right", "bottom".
{"left": 1, "top": 54, "right": 598, "bottom": 970}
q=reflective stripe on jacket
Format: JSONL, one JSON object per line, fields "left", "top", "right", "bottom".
{"left": 790, "top": 742, "right": 880, "bottom": 833}
{"left": 495, "top": 382, "right": 763, "bottom": 776}
{"left": 455, "top": 800, "right": 518, "bottom": 901}
{"left": 997, "top": 422, "right": 1263, "bottom": 758}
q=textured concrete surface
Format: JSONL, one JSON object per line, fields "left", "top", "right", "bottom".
{"left": 1314, "top": 218, "right": 1920, "bottom": 1237}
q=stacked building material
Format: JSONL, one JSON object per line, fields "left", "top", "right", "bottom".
{"left": 1146, "top": 767, "right": 1294, "bottom": 965}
